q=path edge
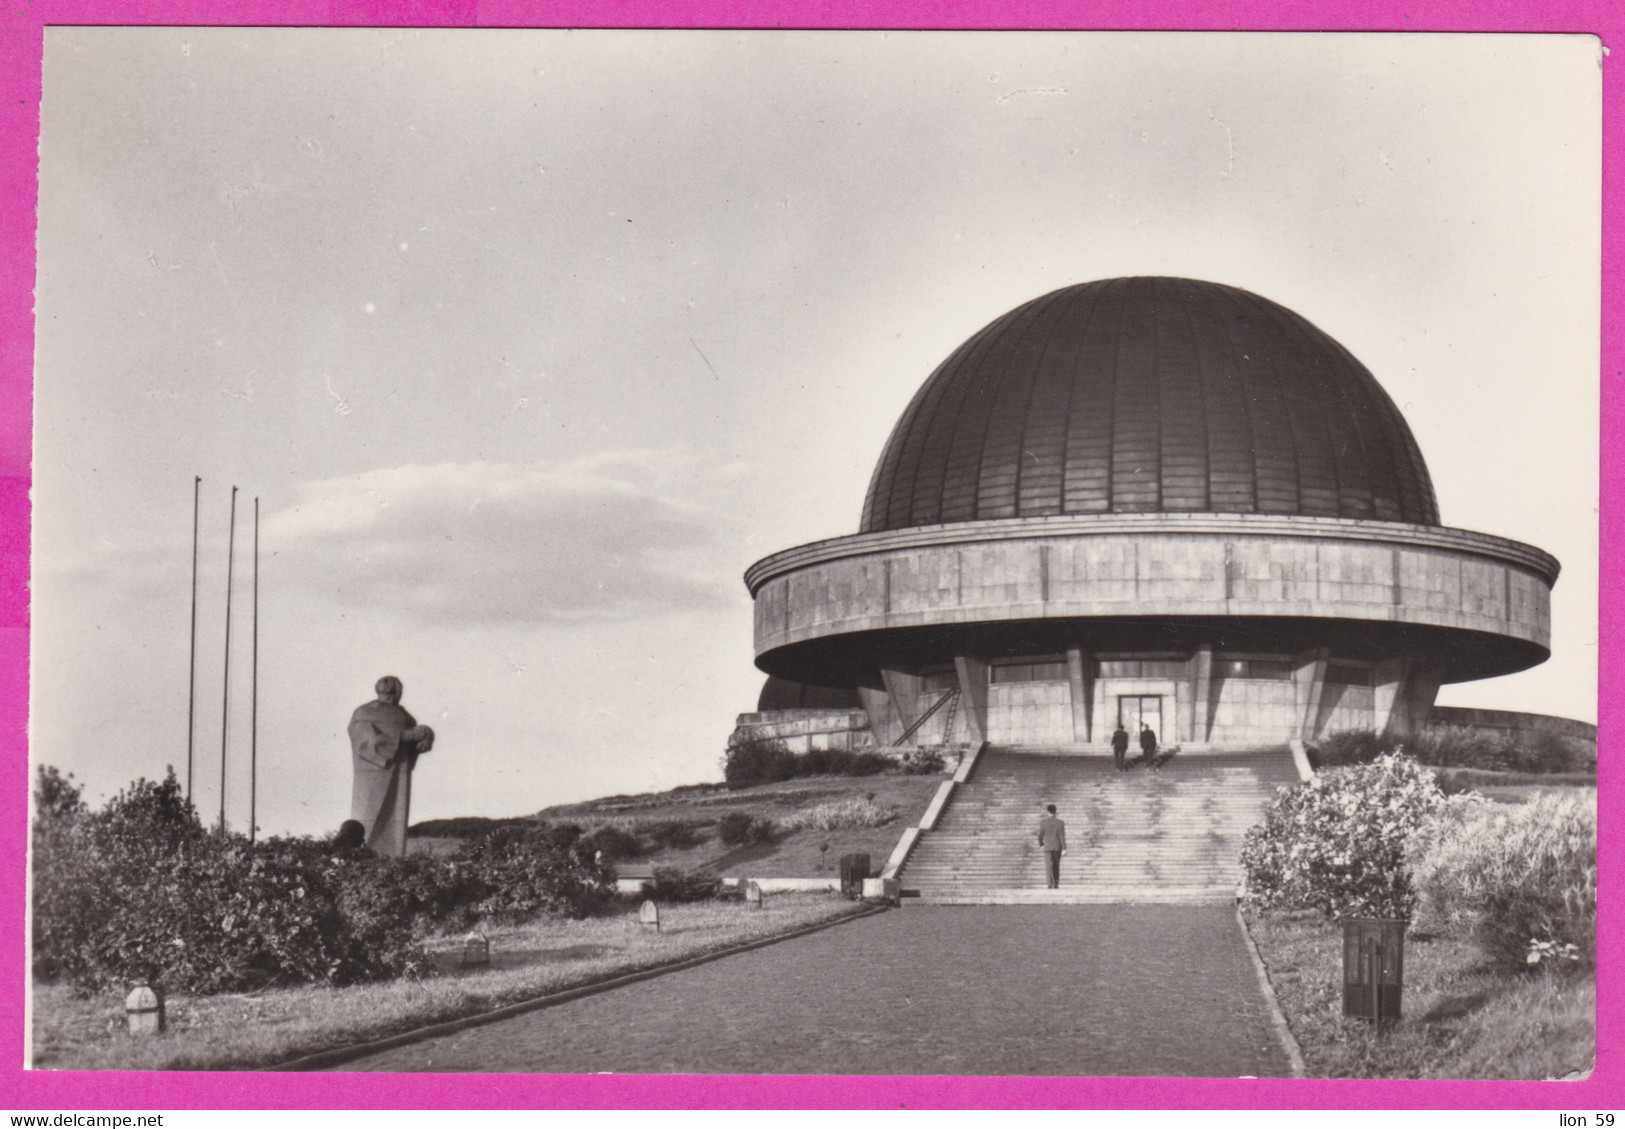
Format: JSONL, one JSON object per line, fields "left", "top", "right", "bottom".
{"left": 1234, "top": 902, "right": 1308, "bottom": 1079}
{"left": 270, "top": 901, "right": 891, "bottom": 1073}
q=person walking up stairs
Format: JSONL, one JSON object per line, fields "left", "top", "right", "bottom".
{"left": 1036, "top": 804, "right": 1067, "bottom": 888}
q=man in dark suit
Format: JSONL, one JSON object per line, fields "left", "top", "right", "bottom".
{"left": 1036, "top": 804, "right": 1067, "bottom": 889}
{"left": 1139, "top": 723, "right": 1159, "bottom": 766}
{"left": 1111, "top": 723, "right": 1131, "bottom": 771}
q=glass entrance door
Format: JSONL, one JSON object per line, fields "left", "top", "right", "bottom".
{"left": 1118, "top": 695, "right": 1163, "bottom": 742}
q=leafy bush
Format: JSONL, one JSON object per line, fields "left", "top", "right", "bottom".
{"left": 577, "top": 824, "right": 646, "bottom": 861}
{"left": 797, "top": 747, "right": 892, "bottom": 777}
{"left": 1311, "top": 726, "right": 1593, "bottom": 775}
{"left": 639, "top": 819, "right": 707, "bottom": 851}
{"left": 1442, "top": 727, "right": 1592, "bottom": 775}
{"left": 30, "top": 769, "right": 401, "bottom": 992}
{"left": 899, "top": 748, "right": 946, "bottom": 775}
{"left": 457, "top": 825, "right": 614, "bottom": 924}
{"left": 722, "top": 733, "right": 799, "bottom": 788}
{"left": 717, "top": 811, "right": 779, "bottom": 846}
{"left": 1310, "top": 729, "right": 1387, "bottom": 768}
{"left": 640, "top": 867, "right": 722, "bottom": 902}
{"left": 31, "top": 765, "right": 615, "bottom": 994}
{"left": 1409, "top": 789, "right": 1596, "bottom": 970}
{"left": 723, "top": 732, "right": 903, "bottom": 789}
{"left": 786, "top": 798, "right": 896, "bottom": 831}
{"left": 1242, "top": 754, "right": 1445, "bottom": 920}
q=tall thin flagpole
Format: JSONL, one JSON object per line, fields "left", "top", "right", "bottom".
{"left": 250, "top": 497, "right": 259, "bottom": 844}
{"left": 187, "top": 476, "right": 200, "bottom": 802}
{"left": 220, "top": 485, "right": 237, "bottom": 836}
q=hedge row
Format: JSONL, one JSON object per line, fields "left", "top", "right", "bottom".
{"left": 721, "top": 734, "right": 943, "bottom": 789}
{"left": 31, "top": 767, "right": 614, "bottom": 994}
{"left": 1311, "top": 725, "right": 1592, "bottom": 774}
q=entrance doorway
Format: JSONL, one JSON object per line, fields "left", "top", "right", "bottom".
{"left": 1118, "top": 695, "right": 1164, "bottom": 743}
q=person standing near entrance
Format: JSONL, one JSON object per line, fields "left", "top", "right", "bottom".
{"left": 1139, "top": 722, "right": 1159, "bottom": 766}
{"left": 1111, "top": 723, "right": 1130, "bottom": 771}
{"left": 1036, "top": 804, "right": 1067, "bottom": 888}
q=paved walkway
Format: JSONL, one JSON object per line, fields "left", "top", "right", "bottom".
{"left": 335, "top": 904, "right": 1292, "bottom": 1076}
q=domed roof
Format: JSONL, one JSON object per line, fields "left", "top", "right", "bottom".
{"left": 860, "top": 277, "right": 1439, "bottom": 532}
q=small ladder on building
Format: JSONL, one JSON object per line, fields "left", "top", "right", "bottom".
{"left": 896, "top": 686, "right": 960, "bottom": 746}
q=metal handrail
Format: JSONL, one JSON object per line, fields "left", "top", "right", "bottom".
{"left": 894, "top": 686, "right": 959, "bottom": 746}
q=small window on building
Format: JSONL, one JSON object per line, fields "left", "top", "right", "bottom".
{"left": 1325, "top": 664, "right": 1371, "bottom": 687}
{"left": 991, "top": 657, "right": 1069, "bottom": 683}
{"left": 1216, "top": 658, "right": 1292, "bottom": 680}
{"left": 991, "top": 663, "right": 1033, "bottom": 684}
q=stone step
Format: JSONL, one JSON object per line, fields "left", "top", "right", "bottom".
{"left": 897, "top": 745, "right": 1291, "bottom": 901}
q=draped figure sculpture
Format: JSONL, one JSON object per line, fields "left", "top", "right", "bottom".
{"left": 348, "top": 675, "right": 434, "bottom": 856}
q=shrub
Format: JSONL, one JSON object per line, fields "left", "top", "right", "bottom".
{"left": 1407, "top": 725, "right": 1514, "bottom": 770}
{"left": 786, "top": 798, "right": 896, "bottom": 831}
{"left": 30, "top": 770, "right": 407, "bottom": 992}
{"left": 723, "top": 733, "right": 799, "bottom": 788}
{"left": 639, "top": 819, "right": 707, "bottom": 851}
{"left": 1241, "top": 754, "right": 1445, "bottom": 920}
{"left": 31, "top": 765, "right": 615, "bottom": 994}
{"left": 797, "top": 747, "right": 892, "bottom": 777}
{"left": 459, "top": 825, "right": 615, "bottom": 924}
{"left": 723, "top": 732, "right": 907, "bottom": 789}
{"left": 717, "top": 811, "right": 778, "bottom": 846}
{"left": 640, "top": 867, "right": 722, "bottom": 902}
{"left": 899, "top": 748, "right": 946, "bottom": 775}
{"left": 1311, "top": 726, "right": 1593, "bottom": 775}
{"left": 577, "top": 824, "right": 646, "bottom": 861}
{"left": 1410, "top": 789, "right": 1596, "bottom": 970}
{"left": 1310, "top": 729, "right": 1387, "bottom": 768}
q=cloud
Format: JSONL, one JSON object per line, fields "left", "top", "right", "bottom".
{"left": 263, "top": 453, "right": 745, "bottom": 624}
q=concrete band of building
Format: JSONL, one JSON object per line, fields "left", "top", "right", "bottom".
{"left": 746, "top": 514, "right": 1554, "bottom": 748}
{"left": 741, "top": 277, "right": 1575, "bottom": 754}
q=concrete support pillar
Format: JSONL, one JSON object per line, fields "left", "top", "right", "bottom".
{"left": 1393, "top": 665, "right": 1443, "bottom": 741}
{"left": 857, "top": 684, "right": 899, "bottom": 747}
{"left": 1066, "top": 646, "right": 1093, "bottom": 744}
{"left": 880, "top": 668, "right": 924, "bottom": 744}
{"left": 1189, "top": 644, "right": 1214, "bottom": 744}
{"left": 953, "top": 655, "right": 991, "bottom": 746}
{"left": 1372, "top": 657, "right": 1413, "bottom": 739}
{"left": 1293, "top": 648, "right": 1330, "bottom": 743}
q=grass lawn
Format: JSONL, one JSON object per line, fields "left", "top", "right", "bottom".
{"left": 32, "top": 893, "right": 871, "bottom": 1072}
{"left": 414, "top": 772, "right": 944, "bottom": 878}
{"left": 1244, "top": 907, "right": 1594, "bottom": 1079}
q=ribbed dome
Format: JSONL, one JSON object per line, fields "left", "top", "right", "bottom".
{"left": 860, "top": 277, "right": 1439, "bottom": 532}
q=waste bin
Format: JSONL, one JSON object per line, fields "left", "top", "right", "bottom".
{"left": 1343, "top": 917, "right": 1406, "bottom": 1022}
{"left": 839, "top": 853, "right": 871, "bottom": 898}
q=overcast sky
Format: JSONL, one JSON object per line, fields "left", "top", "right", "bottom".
{"left": 32, "top": 29, "right": 1600, "bottom": 838}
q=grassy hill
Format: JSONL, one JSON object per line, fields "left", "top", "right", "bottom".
{"left": 409, "top": 771, "right": 944, "bottom": 879}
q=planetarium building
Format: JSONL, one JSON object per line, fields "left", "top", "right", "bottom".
{"left": 741, "top": 277, "right": 1560, "bottom": 754}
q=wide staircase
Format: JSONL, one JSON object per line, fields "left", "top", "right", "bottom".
{"left": 898, "top": 747, "right": 1302, "bottom": 904}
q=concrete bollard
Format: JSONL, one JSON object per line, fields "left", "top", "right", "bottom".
{"left": 639, "top": 899, "right": 661, "bottom": 933}
{"left": 744, "top": 880, "right": 763, "bottom": 910}
{"left": 124, "top": 984, "right": 164, "bottom": 1037}
{"left": 462, "top": 931, "right": 490, "bottom": 968}
{"left": 861, "top": 877, "right": 901, "bottom": 903}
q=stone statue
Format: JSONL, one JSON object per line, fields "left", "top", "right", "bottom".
{"left": 348, "top": 675, "right": 434, "bottom": 857}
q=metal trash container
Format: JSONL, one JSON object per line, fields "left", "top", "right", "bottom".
{"left": 1343, "top": 917, "right": 1406, "bottom": 1022}
{"left": 839, "top": 853, "right": 871, "bottom": 898}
